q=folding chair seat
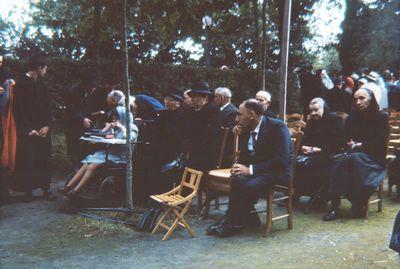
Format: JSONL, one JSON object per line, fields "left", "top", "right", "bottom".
{"left": 151, "top": 167, "right": 203, "bottom": 240}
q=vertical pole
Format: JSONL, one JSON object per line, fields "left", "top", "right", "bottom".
{"left": 278, "top": 0, "right": 292, "bottom": 121}
{"left": 123, "top": 0, "right": 133, "bottom": 209}
{"left": 261, "top": 0, "right": 267, "bottom": 91}
{"left": 205, "top": 26, "right": 211, "bottom": 68}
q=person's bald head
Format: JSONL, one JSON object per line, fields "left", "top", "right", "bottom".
{"left": 255, "top": 90, "right": 272, "bottom": 111}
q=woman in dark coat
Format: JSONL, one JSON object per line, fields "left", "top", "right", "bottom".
{"left": 294, "top": 98, "right": 345, "bottom": 198}
{"left": 323, "top": 88, "right": 389, "bottom": 221}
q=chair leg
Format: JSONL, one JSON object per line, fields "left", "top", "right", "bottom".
{"left": 389, "top": 183, "right": 393, "bottom": 195}
{"left": 378, "top": 184, "right": 383, "bottom": 212}
{"left": 264, "top": 190, "right": 274, "bottom": 237}
{"left": 287, "top": 191, "right": 293, "bottom": 230}
{"left": 197, "top": 191, "right": 203, "bottom": 213}
{"left": 363, "top": 201, "right": 369, "bottom": 218}
{"left": 215, "top": 196, "right": 220, "bottom": 209}
{"left": 203, "top": 188, "right": 211, "bottom": 218}
{"left": 162, "top": 217, "right": 180, "bottom": 241}
{"left": 173, "top": 207, "right": 196, "bottom": 238}
{"left": 152, "top": 207, "right": 171, "bottom": 234}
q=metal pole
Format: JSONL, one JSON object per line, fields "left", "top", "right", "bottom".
{"left": 123, "top": 0, "right": 133, "bottom": 209}
{"left": 205, "top": 26, "right": 211, "bottom": 68}
{"left": 278, "top": 0, "right": 292, "bottom": 121}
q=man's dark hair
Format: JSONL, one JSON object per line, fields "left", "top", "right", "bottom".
{"left": 243, "top": 99, "right": 264, "bottom": 116}
{"left": 27, "top": 54, "right": 48, "bottom": 71}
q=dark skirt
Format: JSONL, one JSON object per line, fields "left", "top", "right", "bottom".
{"left": 295, "top": 154, "right": 331, "bottom": 196}
{"left": 329, "top": 152, "right": 386, "bottom": 204}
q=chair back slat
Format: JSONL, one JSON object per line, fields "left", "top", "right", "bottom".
{"left": 216, "top": 127, "right": 229, "bottom": 168}
{"left": 178, "top": 167, "right": 203, "bottom": 195}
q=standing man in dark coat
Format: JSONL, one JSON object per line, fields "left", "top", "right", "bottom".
{"left": 207, "top": 99, "right": 293, "bottom": 237}
{"left": 13, "top": 54, "right": 54, "bottom": 201}
{"left": 326, "top": 77, "right": 352, "bottom": 113}
{"left": 298, "top": 63, "right": 322, "bottom": 115}
{"left": 213, "top": 87, "right": 238, "bottom": 167}
{"left": 64, "top": 72, "right": 102, "bottom": 166}
{"left": 185, "top": 82, "right": 220, "bottom": 172}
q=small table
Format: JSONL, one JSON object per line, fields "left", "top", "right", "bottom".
{"left": 80, "top": 136, "right": 126, "bottom": 145}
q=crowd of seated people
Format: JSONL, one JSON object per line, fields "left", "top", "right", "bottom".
{"left": 0, "top": 54, "right": 397, "bottom": 240}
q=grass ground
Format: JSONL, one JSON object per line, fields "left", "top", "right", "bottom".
{"left": 1, "top": 183, "right": 399, "bottom": 269}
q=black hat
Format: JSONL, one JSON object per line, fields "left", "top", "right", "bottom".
{"left": 187, "top": 81, "right": 214, "bottom": 97}
{"left": 164, "top": 89, "right": 184, "bottom": 102}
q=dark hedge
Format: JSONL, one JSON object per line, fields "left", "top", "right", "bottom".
{"left": 5, "top": 58, "right": 301, "bottom": 118}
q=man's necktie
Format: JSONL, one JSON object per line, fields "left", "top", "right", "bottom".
{"left": 249, "top": 131, "right": 257, "bottom": 156}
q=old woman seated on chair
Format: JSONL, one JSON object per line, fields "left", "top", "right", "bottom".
{"left": 294, "top": 98, "right": 345, "bottom": 203}
{"left": 59, "top": 91, "right": 138, "bottom": 198}
{"left": 323, "top": 88, "right": 388, "bottom": 221}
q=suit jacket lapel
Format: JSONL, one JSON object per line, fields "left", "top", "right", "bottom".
{"left": 254, "top": 116, "right": 269, "bottom": 152}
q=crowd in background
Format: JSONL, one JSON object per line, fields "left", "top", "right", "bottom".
{"left": 0, "top": 54, "right": 399, "bottom": 237}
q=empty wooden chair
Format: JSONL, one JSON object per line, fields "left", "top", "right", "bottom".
{"left": 151, "top": 167, "right": 203, "bottom": 240}
{"left": 387, "top": 112, "right": 400, "bottom": 195}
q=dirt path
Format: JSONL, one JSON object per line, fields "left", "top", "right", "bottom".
{"left": 1, "top": 185, "right": 400, "bottom": 269}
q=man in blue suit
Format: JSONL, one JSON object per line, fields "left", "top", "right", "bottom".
{"left": 207, "top": 99, "right": 293, "bottom": 237}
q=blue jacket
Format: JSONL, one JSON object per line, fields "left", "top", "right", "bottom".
{"left": 238, "top": 116, "right": 293, "bottom": 183}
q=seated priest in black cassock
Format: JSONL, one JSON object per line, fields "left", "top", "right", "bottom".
{"left": 294, "top": 98, "right": 345, "bottom": 200}
{"left": 255, "top": 90, "right": 277, "bottom": 118}
{"left": 213, "top": 87, "right": 238, "bottom": 167}
{"left": 206, "top": 99, "right": 293, "bottom": 237}
{"left": 13, "top": 54, "right": 54, "bottom": 201}
{"left": 323, "top": 88, "right": 388, "bottom": 221}
{"left": 185, "top": 82, "right": 220, "bottom": 172}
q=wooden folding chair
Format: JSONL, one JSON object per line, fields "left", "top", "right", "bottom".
{"left": 264, "top": 131, "right": 303, "bottom": 237}
{"left": 387, "top": 112, "right": 400, "bottom": 195}
{"left": 151, "top": 167, "right": 203, "bottom": 240}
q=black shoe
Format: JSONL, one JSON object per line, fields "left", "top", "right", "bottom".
{"left": 323, "top": 209, "right": 341, "bottom": 221}
{"left": 215, "top": 223, "right": 244, "bottom": 238}
{"left": 206, "top": 217, "right": 229, "bottom": 236}
{"left": 245, "top": 213, "right": 261, "bottom": 228}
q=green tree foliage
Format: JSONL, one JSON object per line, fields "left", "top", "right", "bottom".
{"left": 339, "top": 0, "right": 400, "bottom": 74}
{"left": 21, "top": 0, "right": 316, "bottom": 71}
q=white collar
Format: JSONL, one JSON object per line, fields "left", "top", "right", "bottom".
{"left": 220, "top": 102, "right": 230, "bottom": 111}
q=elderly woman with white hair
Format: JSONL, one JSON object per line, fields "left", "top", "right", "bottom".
{"left": 59, "top": 90, "right": 138, "bottom": 198}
